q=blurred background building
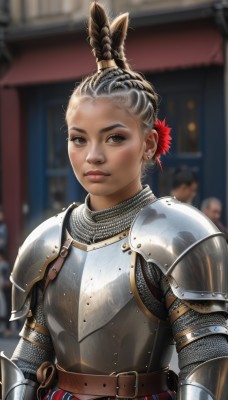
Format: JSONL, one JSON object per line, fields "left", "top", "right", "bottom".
{"left": 0, "top": 0, "right": 228, "bottom": 262}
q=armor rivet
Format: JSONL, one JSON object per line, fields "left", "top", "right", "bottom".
{"left": 148, "top": 351, "right": 151, "bottom": 354}
{"left": 55, "top": 246, "right": 58, "bottom": 249}
{"left": 87, "top": 302, "right": 90, "bottom": 305}
{"left": 128, "top": 251, "right": 132, "bottom": 255}
{"left": 46, "top": 256, "right": 50, "bottom": 259}
{"left": 119, "top": 267, "right": 121, "bottom": 270}
{"left": 129, "top": 291, "right": 133, "bottom": 294}
{"left": 148, "top": 252, "right": 151, "bottom": 256}
{"left": 131, "top": 265, "right": 134, "bottom": 268}
{"left": 212, "top": 292, "right": 215, "bottom": 297}
{"left": 164, "top": 264, "right": 168, "bottom": 268}
{"left": 52, "top": 250, "right": 55, "bottom": 254}
{"left": 201, "top": 293, "right": 204, "bottom": 296}
{"left": 137, "top": 243, "right": 141, "bottom": 248}
{"left": 133, "top": 237, "right": 136, "bottom": 240}
{"left": 122, "top": 243, "right": 126, "bottom": 249}
{"left": 62, "top": 208, "right": 66, "bottom": 211}
{"left": 64, "top": 293, "right": 66, "bottom": 296}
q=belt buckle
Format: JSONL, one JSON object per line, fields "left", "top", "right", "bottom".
{"left": 116, "top": 370, "right": 139, "bottom": 399}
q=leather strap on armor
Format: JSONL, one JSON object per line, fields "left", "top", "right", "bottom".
{"left": 43, "top": 237, "right": 73, "bottom": 294}
{"left": 56, "top": 364, "right": 169, "bottom": 398}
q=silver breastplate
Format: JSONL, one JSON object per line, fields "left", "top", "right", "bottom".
{"left": 44, "top": 231, "right": 173, "bottom": 374}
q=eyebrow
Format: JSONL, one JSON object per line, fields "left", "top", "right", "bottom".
{"left": 69, "top": 123, "right": 127, "bottom": 134}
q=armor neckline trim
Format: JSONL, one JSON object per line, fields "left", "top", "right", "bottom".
{"left": 66, "top": 229, "right": 129, "bottom": 252}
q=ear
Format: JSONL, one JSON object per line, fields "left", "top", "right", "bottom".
{"left": 143, "top": 129, "right": 158, "bottom": 161}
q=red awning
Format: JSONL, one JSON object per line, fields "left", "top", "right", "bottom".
{"left": 0, "top": 23, "right": 224, "bottom": 86}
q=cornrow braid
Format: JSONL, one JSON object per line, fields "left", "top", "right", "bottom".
{"left": 66, "top": 1, "right": 158, "bottom": 130}
{"left": 110, "top": 13, "right": 130, "bottom": 70}
{"left": 88, "top": 1, "right": 112, "bottom": 62}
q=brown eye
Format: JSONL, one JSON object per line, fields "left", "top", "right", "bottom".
{"left": 107, "top": 135, "right": 126, "bottom": 143}
{"left": 70, "top": 136, "right": 86, "bottom": 145}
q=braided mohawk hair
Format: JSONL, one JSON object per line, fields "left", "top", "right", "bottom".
{"left": 66, "top": 1, "right": 158, "bottom": 131}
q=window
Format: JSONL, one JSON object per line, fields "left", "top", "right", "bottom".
{"left": 24, "top": 0, "right": 78, "bottom": 20}
{"left": 166, "top": 94, "right": 200, "bottom": 154}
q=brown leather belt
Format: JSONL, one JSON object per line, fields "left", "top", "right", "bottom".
{"left": 56, "top": 365, "right": 169, "bottom": 398}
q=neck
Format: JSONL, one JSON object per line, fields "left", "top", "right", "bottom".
{"left": 89, "top": 182, "right": 143, "bottom": 211}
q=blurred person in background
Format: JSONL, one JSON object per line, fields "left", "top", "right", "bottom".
{"left": 0, "top": 209, "right": 8, "bottom": 254}
{"left": 0, "top": 252, "right": 13, "bottom": 337}
{"left": 170, "top": 167, "right": 198, "bottom": 204}
{"left": 0, "top": 253, "right": 7, "bottom": 337}
{"left": 201, "top": 197, "right": 228, "bottom": 241}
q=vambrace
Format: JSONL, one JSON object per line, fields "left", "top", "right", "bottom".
{"left": 177, "top": 356, "right": 228, "bottom": 399}
{"left": 11, "top": 286, "right": 54, "bottom": 376}
{"left": 0, "top": 352, "right": 38, "bottom": 399}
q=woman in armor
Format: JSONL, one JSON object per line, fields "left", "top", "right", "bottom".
{"left": 1, "top": 2, "right": 228, "bottom": 399}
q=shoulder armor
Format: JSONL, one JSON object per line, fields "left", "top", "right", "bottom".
{"left": 129, "top": 197, "right": 228, "bottom": 303}
{"left": 10, "top": 203, "right": 77, "bottom": 320}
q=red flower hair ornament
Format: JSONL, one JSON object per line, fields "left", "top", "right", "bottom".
{"left": 153, "top": 118, "right": 172, "bottom": 168}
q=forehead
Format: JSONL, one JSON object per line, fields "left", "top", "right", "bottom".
{"left": 67, "top": 96, "right": 141, "bottom": 127}
{"left": 186, "top": 182, "right": 197, "bottom": 191}
{"left": 210, "top": 201, "right": 221, "bottom": 211}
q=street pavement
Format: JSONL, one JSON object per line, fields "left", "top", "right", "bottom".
{"left": 0, "top": 336, "right": 19, "bottom": 358}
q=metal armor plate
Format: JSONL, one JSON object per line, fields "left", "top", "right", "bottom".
{"left": 10, "top": 204, "right": 76, "bottom": 320}
{"left": 44, "top": 232, "right": 173, "bottom": 374}
{"left": 129, "top": 197, "right": 228, "bottom": 304}
{"left": 177, "top": 356, "right": 228, "bottom": 399}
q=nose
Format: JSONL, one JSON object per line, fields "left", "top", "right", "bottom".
{"left": 86, "top": 144, "right": 105, "bottom": 164}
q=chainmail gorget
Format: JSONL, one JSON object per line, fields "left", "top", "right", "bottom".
{"left": 69, "top": 185, "right": 155, "bottom": 244}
